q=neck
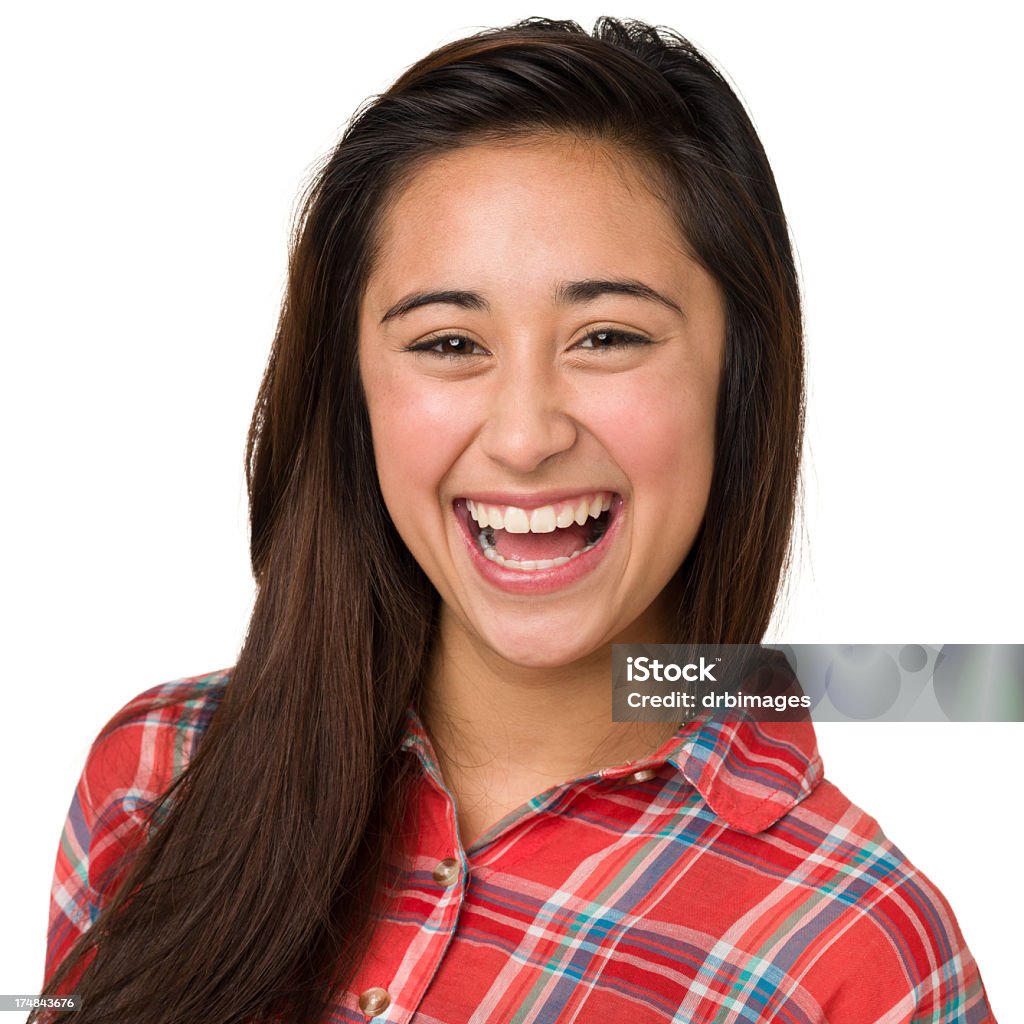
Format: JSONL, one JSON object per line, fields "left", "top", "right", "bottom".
{"left": 420, "top": 606, "right": 679, "bottom": 845}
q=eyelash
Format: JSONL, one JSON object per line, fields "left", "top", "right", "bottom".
{"left": 406, "top": 328, "right": 653, "bottom": 359}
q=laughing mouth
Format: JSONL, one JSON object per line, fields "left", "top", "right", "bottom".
{"left": 462, "top": 491, "right": 616, "bottom": 571}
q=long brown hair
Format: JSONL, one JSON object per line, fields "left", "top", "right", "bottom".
{"left": 36, "top": 17, "right": 803, "bottom": 1024}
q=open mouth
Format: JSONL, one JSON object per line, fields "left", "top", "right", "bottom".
{"left": 457, "top": 491, "right": 618, "bottom": 572}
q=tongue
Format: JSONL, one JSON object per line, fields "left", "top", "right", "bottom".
{"left": 492, "top": 522, "right": 591, "bottom": 561}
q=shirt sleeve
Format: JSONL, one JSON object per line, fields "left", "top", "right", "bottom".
{"left": 45, "top": 760, "right": 100, "bottom": 988}
{"left": 43, "top": 676, "right": 222, "bottom": 990}
{"left": 878, "top": 867, "right": 997, "bottom": 1024}
{"left": 768, "top": 774, "right": 998, "bottom": 1024}
{"left": 44, "top": 718, "right": 157, "bottom": 989}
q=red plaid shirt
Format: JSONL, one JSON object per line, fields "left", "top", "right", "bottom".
{"left": 46, "top": 668, "right": 996, "bottom": 1022}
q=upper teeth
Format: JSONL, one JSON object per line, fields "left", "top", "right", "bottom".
{"left": 466, "top": 492, "right": 613, "bottom": 533}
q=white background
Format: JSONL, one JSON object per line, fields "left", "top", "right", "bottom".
{"left": 2, "top": 0, "right": 1019, "bottom": 1016}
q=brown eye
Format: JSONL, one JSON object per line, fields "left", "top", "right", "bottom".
{"left": 408, "top": 335, "right": 487, "bottom": 358}
{"left": 576, "top": 329, "right": 653, "bottom": 350}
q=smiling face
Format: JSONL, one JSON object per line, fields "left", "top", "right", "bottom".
{"left": 358, "top": 136, "right": 725, "bottom": 669}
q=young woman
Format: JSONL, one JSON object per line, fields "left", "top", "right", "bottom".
{"left": 36, "top": 18, "right": 996, "bottom": 1024}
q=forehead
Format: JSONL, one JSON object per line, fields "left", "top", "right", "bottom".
{"left": 364, "top": 137, "right": 693, "bottom": 307}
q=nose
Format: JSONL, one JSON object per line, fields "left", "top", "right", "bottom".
{"left": 477, "top": 357, "right": 578, "bottom": 474}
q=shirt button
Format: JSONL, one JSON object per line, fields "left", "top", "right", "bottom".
{"left": 432, "top": 857, "right": 460, "bottom": 886}
{"left": 627, "top": 768, "right": 657, "bottom": 783}
{"left": 358, "top": 987, "right": 391, "bottom": 1017}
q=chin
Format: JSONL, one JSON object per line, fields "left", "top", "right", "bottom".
{"left": 480, "top": 619, "right": 609, "bottom": 670}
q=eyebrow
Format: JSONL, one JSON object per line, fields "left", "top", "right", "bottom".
{"left": 556, "top": 279, "right": 683, "bottom": 316}
{"left": 380, "top": 289, "right": 487, "bottom": 324}
{"left": 379, "top": 278, "right": 683, "bottom": 324}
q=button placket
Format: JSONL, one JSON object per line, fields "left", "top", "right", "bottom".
{"left": 374, "top": 724, "right": 470, "bottom": 1022}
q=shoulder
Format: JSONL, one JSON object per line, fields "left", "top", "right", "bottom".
{"left": 72, "top": 667, "right": 231, "bottom": 889}
{"left": 80, "top": 667, "right": 231, "bottom": 820}
{"left": 91, "top": 666, "right": 230, "bottom": 763}
{"left": 82, "top": 666, "right": 231, "bottom": 811}
{"left": 658, "top": 717, "right": 996, "bottom": 1019}
{"left": 757, "top": 776, "right": 995, "bottom": 1022}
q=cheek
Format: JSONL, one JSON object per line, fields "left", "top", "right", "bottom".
{"left": 362, "top": 366, "right": 474, "bottom": 527}
{"left": 586, "top": 370, "right": 717, "bottom": 500}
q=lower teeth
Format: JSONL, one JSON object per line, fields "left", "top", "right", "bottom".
{"left": 476, "top": 518, "right": 607, "bottom": 572}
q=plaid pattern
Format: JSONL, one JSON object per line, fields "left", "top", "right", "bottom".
{"left": 46, "top": 668, "right": 996, "bottom": 1023}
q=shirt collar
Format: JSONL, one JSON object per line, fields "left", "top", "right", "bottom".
{"left": 602, "top": 714, "right": 823, "bottom": 834}
{"left": 401, "top": 709, "right": 823, "bottom": 837}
